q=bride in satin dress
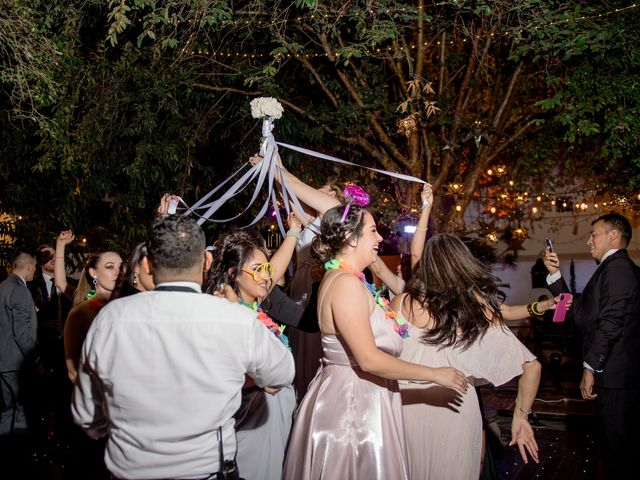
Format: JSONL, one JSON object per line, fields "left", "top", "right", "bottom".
{"left": 282, "top": 204, "right": 468, "bottom": 480}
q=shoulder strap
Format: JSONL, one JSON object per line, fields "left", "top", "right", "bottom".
{"left": 395, "top": 293, "right": 409, "bottom": 319}
{"left": 317, "top": 270, "right": 344, "bottom": 313}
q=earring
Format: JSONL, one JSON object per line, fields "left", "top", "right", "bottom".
{"left": 133, "top": 271, "right": 139, "bottom": 286}
{"left": 86, "top": 277, "right": 97, "bottom": 300}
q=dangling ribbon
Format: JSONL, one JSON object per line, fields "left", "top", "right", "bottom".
{"left": 276, "top": 141, "right": 427, "bottom": 185}
{"left": 184, "top": 115, "right": 427, "bottom": 232}
{"left": 183, "top": 116, "right": 308, "bottom": 233}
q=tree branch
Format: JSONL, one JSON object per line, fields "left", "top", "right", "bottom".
{"left": 415, "top": 0, "right": 426, "bottom": 80}
{"left": 274, "top": 27, "right": 340, "bottom": 108}
{"left": 318, "top": 32, "right": 411, "bottom": 170}
{"left": 492, "top": 61, "right": 524, "bottom": 130}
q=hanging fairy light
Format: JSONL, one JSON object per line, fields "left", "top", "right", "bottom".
{"left": 396, "top": 114, "right": 418, "bottom": 137}
{"left": 448, "top": 183, "right": 463, "bottom": 194}
{"left": 512, "top": 227, "right": 528, "bottom": 241}
{"left": 494, "top": 165, "right": 507, "bottom": 177}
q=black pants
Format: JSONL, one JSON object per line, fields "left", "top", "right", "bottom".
{"left": 595, "top": 386, "right": 640, "bottom": 479}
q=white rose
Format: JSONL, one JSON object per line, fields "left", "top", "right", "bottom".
{"left": 250, "top": 97, "right": 284, "bottom": 119}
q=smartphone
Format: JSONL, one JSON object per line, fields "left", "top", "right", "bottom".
{"left": 167, "top": 199, "right": 178, "bottom": 215}
{"left": 544, "top": 237, "right": 554, "bottom": 253}
{"left": 552, "top": 293, "right": 572, "bottom": 323}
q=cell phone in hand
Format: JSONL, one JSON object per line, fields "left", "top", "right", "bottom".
{"left": 167, "top": 199, "right": 178, "bottom": 215}
{"left": 544, "top": 237, "right": 554, "bottom": 253}
{"left": 552, "top": 293, "right": 572, "bottom": 323}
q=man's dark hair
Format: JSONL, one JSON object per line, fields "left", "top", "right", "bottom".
{"left": 593, "top": 212, "right": 633, "bottom": 246}
{"left": 35, "top": 244, "right": 55, "bottom": 266}
{"left": 147, "top": 216, "right": 206, "bottom": 272}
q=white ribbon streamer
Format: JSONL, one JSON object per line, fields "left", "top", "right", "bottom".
{"left": 276, "top": 141, "right": 426, "bottom": 185}
{"left": 184, "top": 118, "right": 425, "bottom": 233}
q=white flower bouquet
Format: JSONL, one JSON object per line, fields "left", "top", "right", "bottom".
{"left": 250, "top": 97, "right": 284, "bottom": 120}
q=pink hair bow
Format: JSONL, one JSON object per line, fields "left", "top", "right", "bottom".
{"left": 340, "top": 184, "right": 370, "bottom": 222}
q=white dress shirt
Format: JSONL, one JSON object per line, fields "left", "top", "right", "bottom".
{"left": 42, "top": 272, "right": 58, "bottom": 298}
{"left": 72, "top": 281, "right": 295, "bottom": 480}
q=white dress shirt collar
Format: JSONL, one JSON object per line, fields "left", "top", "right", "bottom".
{"left": 599, "top": 248, "right": 619, "bottom": 263}
{"left": 155, "top": 281, "right": 202, "bottom": 292}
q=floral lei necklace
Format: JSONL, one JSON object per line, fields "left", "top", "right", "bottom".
{"left": 324, "top": 258, "right": 409, "bottom": 339}
{"left": 240, "top": 299, "right": 290, "bottom": 350}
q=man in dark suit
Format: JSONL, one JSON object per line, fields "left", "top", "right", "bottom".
{"left": 0, "top": 251, "right": 38, "bottom": 437}
{"left": 544, "top": 212, "right": 640, "bottom": 478}
{"left": 28, "top": 244, "right": 75, "bottom": 439}
{"left": 29, "top": 245, "right": 72, "bottom": 350}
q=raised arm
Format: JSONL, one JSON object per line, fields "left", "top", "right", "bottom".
{"left": 328, "top": 274, "right": 467, "bottom": 393}
{"left": 510, "top": 359, "right": 541, "bottom": 464}
{"left": 250, "top": 153, "right": 341, "bottom": 217}
{"left": 410, "top": 184, "right": 433, "bottom": 269}
{"left": 268, "top": 213, "right": 303, "bottom": 293}
{"left": 54, "top": 230, "right": 76, "bottom": 300}
{"left": 370, "top": 256, "right": 405, "bottom": 295}
{"left": 156, "top": 193, "right": 181, "bottom": 218}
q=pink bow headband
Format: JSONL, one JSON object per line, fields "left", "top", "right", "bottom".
{"left": 340, "top": 184, "right": 370, "bottom": 222}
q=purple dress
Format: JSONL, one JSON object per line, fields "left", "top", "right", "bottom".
{"left": 283, "top": 275, "right": 408, "bottom": 479}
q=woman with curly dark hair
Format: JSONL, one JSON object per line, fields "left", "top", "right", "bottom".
{"left": 391, "top": 233, "right": 541, "bottom": 479}
{"left": 282, "top": 205, "right": 468, "bottom": 480}
{"left": 204, "top": 214, "right": 301, "bottom": 480}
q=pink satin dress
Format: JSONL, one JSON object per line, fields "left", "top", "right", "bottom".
{"left": 282, "top": 275, "right": 408, "bottom": 479}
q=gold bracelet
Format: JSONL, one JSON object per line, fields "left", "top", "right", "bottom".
{"left": 531, "top": 301, "right": 545, "bottom": 316}
{"left": 527, "top": 301, "right": 544, "bottom": 317}
{"left": 415, "top": 225, "right": 428, "bottom": 232}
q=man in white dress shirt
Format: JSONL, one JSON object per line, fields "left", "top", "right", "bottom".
{"left": 72, "top": 215, "right": 295, "bottom": 480}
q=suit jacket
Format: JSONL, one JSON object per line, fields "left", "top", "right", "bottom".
{"left": 0, "top": 274, "right": 38, "bottom": 372}
{"left": 28, "top": 273, "right": 74, "bottom": 337}
{"left": 262, "top": 283, "right": 320, "bottom": 333}
{"left": 548, "top": 249, "right": 640, "bottom": 388}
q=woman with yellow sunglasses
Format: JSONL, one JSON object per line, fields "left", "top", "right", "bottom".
{"left": 204, "top": 213, "right": 302, "bottom": 480}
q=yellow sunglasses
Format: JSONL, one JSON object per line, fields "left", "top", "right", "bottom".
{"left": 241, "top": 262, "right": 274, "bottom": 282}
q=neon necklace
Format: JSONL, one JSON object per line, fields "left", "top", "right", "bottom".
{"left": 324, "top": 258, "right": 409, "bottom": 339}
{"left": 240, "top": 299, "right": 290, "bottom": 349}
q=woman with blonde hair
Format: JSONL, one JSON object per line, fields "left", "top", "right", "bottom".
{"left": 57, "top": 232, "right": 122, "bottom": 384}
